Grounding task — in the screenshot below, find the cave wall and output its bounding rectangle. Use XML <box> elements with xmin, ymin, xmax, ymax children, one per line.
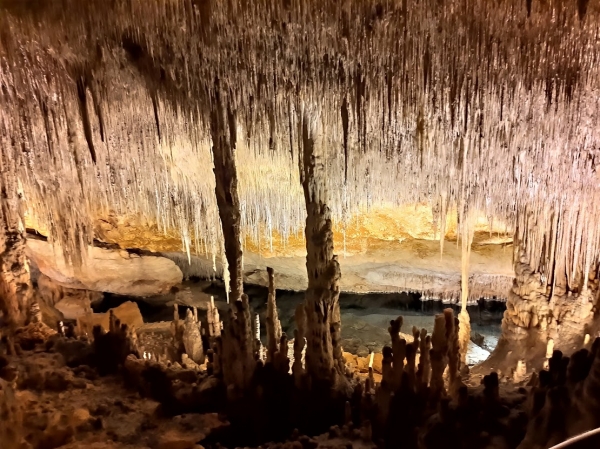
<box><xmin>0</xmin><ymin>170</ymin><xmax>32</xmax><ymax>327</ymax></box>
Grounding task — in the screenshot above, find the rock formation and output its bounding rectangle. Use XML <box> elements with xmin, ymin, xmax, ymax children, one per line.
<box><xmin>2</xmin><ymin>1</ymin><xmax>600</xmax><ymax>447</ymax></box>
<box><xmin>27</xmin><ymin>239</ymin><xmax>183</xmax><ymax>297</ymax></box>
<box><xmin>299</xmin><ymin>114</ymin><xmax>345</xmax><ymax>387</ymax></box>
<box><xmin>77</xmin><ymin>301</ymin><xmax>144</xmax><ymax>337</ymax></box>
<box><xmin>266</xmin><ymin>267</ymin><xmax>283</xmax><ymax>363</ymax></box>
<box><xmin>36</xmin><ymin>274</ymin><xmax>101</xmax><ymax>323</ymax></box>
<box><xmin>0</xmin><ymin>170</ymin><xmax>32</xmax><ymax>328</ymax></box>
<box><xmin>171</xmin><ymin>305</ymin><xmax>204</xmax><ymax>365</ymax></box>
<box><xmin>181</xmin><ymin>308</ymin><xmax>204</xmax><ymax>364</ymax></box>
<box><xmin>210</xmin><ymin>89</ymin><xmax>243</xmax><ymax>303</ymax></box>
<box><xmin>220</xmin><ymin>294</ymin><xmax>257</xmax><ymax>393</ymax></box>
<box><xmin>485</xmin><ymin>247</ymin><xmax>599</xmax><ymax>374</ymax></box>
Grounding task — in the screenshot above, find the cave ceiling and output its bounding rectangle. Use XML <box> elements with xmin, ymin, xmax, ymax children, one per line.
<box><xmin>0</xmin><ymin>0</ymin><xmax>599</xmax><ymax>290</ymax></box>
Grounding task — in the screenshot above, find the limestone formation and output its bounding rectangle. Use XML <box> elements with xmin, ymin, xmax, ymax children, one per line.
<box><xmin>518</xmin><ymin>342</ymin><xmax>600</xmax><ymax>448</ymax></box>
<box><xmin>92</xmin><ymin>310</ymin><xmax>141</xmax><ymax>375</ymax></box>
<box><xmin>300</xmin><ymin>115</ymin><xmax>345</xmax><ymax>386</ymax></box>
<box><xmin>0</xmin><ymin>170</ymin><xmax>32</xmax><ymax>328</ymax></box>
<box><xmin>220</xmin><ymin>294</ymin><xmax>257</xmax><ymax>393</ymax></box>
<box><xmin>458</xmin><ymin>212</ymin><xmax>475</xmax><ymax>366</ymax></box>
<box><xmin>2</xmin><ymin>1</ymin><xmax>600</xmax><ymax>448</ymax></box>
<box><xmin>292</xmin><ymin>303</ymin><xmax>307</xmax><ymax>386</ymax></box>
<box><xmin>0</xmin><ymin>379</ymin><xmax>24</xmax><ymax>448</ymax></box>
<box><xmin>266</xmin><ymin>267</ymin><xmax>283</xmax><ymax>363</ymax></box>
<box><xmin>181</xmin><ymin>308</ymin><xmax>204</xmax><ymax>364</ymax></box>
<box><xmin>77</xmin><ymin>301</ymin><xmax>144</xmax><ymax>337</ymax></box>
<box><xmin>388</xmin><ymin>317</ymin><xmax>406</xmax><ymax>390</ymax></box>
<box><xmin>210</xmin><ymin>89</ymin><xmax>243</xmax><ymax>303</ymax></box>
<box><xmin>205</xmin><ymin>299</ymin><xmax>220</xmax><ymax>343</ymax></box>
<box><xmin>417</xmin><ymin>329</ymin><xmax>431</xmax><ymax>390</ymax></box>
<box><xmin>27</xmin><ymin>239</ymin><xmax>183</xmax><ymax>297</ymax></box>
<box><xmin>487</xmin><ymin>248</ymin><xmax>599</xmax><ymax>373</ymax></box>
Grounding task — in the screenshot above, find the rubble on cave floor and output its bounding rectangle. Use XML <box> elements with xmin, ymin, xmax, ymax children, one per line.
<box><xmin>0</xmin><ymin>347</ymin><xmax>227</xmax><ymax>449</ymax></box>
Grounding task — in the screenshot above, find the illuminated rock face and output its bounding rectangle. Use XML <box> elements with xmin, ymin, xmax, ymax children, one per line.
<box><xmin>82</xmin><ymin>209</ymin><xmax>515</xmax><ymax>300</ymax></box>
<box><xmin>0</xmin><ymin>173</ymin><xmax>32</xmax><ymax>327</ymax></box>
<box><xmin>26</xmin><ymin>239</ymin><xmax>183</xmax><ymax>297</ymax></box>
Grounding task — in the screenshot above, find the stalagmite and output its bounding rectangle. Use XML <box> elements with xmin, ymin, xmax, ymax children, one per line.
<box><xmin>182</xmin><ymin>308</ymin><xmax>204</xmax><ymax>364</ymax></box>
<box><xmin>417</xmin><ymin>329</ymin><xmax>431</xmax><ymax>389</ymax></box>
<box><xmin>388</xmin><ymin>317</ymin><xmax>406</xmax><ymax>390</ymax></box>
<box><xmin>292</xmin><ymin>303</ymin><xmax>306</xmax><ymax>386</ymax></box>
<box><xmin>446</xmin><ymin>310</ymin><xmax>461</xmax><ymax>388</ymax></box>
<box><xmin>207</xmin><ymin>297</ymin><xmax>221</xmax><ymax>338</ymax></box>
<box><xmin>266</xmin><ymin>267</ymin><xmax>283</xmax><ymax>363</ymax></box>
<box><xmin>430</xmin><ymin>313</ymin><xmax>449</xmax><ymax>395</ymax></box>
<box><xmin>299</xmin><ymin>113</ymin><xmax>344</xmax><ymax>385</ymax></box>
<box><xmin>458</xmin><ymin>212</ymin><xmax>475</xmax><ymax>366</ymax></box>
<box><xmin>0</xmin><ymin>170</ymin><xmax>32</xmax><ymax>328</ymax></box>
<box><xmin>221</xmin><ymin>294</ymin><xmax>256</xmax><ymax>393</ymax></box>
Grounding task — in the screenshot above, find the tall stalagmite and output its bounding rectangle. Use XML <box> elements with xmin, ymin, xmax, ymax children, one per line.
<box><xmin>299</xmin><ymin>112</ymin><xmax>345</xmax><ymax>385</ymax></box>
<box><xmin>0</xmin><ymin>168</ymin><xmax>32</xmax><ymax>328</ymax></box>
<box><xmin>266</xmin><ymin>267</ymin><xmax>282</xmax><ymax>363</ymax></box>
<box><xmin>210</xmin><ymin>89</ymin><xmax>243</xmax><ymax>302</ymax></box>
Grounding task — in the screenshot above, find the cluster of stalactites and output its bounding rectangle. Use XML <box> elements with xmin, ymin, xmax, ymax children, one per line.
<box><xmin>0</xmin><ymin>0</ymin><xmax>599</xmax><ymax>277</ymax></box>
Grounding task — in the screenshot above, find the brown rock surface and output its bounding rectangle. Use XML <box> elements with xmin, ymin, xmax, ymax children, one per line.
<box><xmin>37</xmin><ymin>274</ymin><xmax>103</xmax><ymax>321</ymax></box>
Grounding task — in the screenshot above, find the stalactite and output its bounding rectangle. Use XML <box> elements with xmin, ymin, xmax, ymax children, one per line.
<box><xmin>210</xmin><ymin>89</ymin><xmax>244</xmax><ymax>302</ymax></box>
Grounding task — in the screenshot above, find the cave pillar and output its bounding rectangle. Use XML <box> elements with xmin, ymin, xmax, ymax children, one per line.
<box><xmin>210</xmin><ymin>89</ymin><xmax>244</xmax><ymax>302</ymax></box>
<box><xmin>0</xmin><ymin>173</ymin><xmax>32</xmax><ymax>328</ymax></box>
<box><xmin>210</xmin><ymin>88</ymin><xmax>258</xmax><ymax>394</ymax></box>
<box><xmin>299</xmin><ymin>113</ymin><xmax>345</xmax><ymax>386</ymax></box>
<box><xmin>458</xmin><ymin>213</ymin><xmax>474</xmax><ymax>366</ymax></box>
<box><xmin>266</xmin><ymin>267</ymin><xmax>283</xmax><ymax>363</ymax></box>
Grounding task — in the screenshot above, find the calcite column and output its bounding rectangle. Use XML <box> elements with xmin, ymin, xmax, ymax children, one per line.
<box><xmin>210</xmin><ymin>89</ymin><xmax>244</xmax><ymax>302</ymax></box>
<box><xmin>458</xmin><ymin>213</ymin><xmax>474</xmax><ymax>366</ymax></box>
<box><xmin>0</xmin><ymin>172</ymin><xmax>32</xmax><ymax>328</ymax></box>
<box><xmin>266</xmin><ymin>267</ymin><xmax>283</xmax><ymax>363</ymax></box>
<box><xmin>299</xmin><ymin>114</ymin><xmax>345</xmax><ymax>385</ymax></box>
